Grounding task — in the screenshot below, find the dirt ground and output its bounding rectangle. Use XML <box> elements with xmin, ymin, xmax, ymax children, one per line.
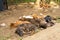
<box><xmin>0</xmin><ymin>4</ymin><xmax>60</xmax><ymax>40</ymax></box>
<box><xmin>23</xmin><ymin>23</ymin><xmax>60</xmax><ymax>40</ymax></box>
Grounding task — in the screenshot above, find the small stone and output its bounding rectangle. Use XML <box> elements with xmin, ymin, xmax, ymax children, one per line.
<box><xmin>0</xmin><ymin>23</ymin><xmax>6</xmax><ymax>27</ymax></box>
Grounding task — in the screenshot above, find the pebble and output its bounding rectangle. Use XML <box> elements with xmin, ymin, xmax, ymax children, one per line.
<box><xmin>0</xmin><ymin>23</ymin><xmax>6</xmax><ymax>27</ymax></box>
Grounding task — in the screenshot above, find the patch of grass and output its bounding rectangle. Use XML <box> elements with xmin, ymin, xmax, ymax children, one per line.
<box><xmin>18</xmin><ymin>37</ymin><xmax>23</xmax><ymax>40</ymax></box>
<box><xmin>0</xmin><ymin>36</ymin><xmax>7</xmax><ymax>40</ymax></box>
<box><xmin>56</xmin><ymin>19</ymin><xmax>60</xmax><ymax>23</ymax></box>
<box><xmin>0</xmin><ymin>33</ymin><xmax>11</xmax><ymax>40</ymax></box>
<box><xmin>0</xmin><ymin>36</ymin><xmax>10</xmax><ymax>40</ymax></box>
<box><xmin>56</xmin><ymin>16</ymin><xmax>60</xmax><ymax>23</ymax></box>
<box><xmin>7</xmin><ymin>0</ymin><xmax>36</xmax><ymax>5</ymax></box>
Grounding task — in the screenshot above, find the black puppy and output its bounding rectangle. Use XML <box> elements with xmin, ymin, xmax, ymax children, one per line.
<box><xmin>15</xmin><ymin>23</ymin><xmax>37</xmax><ymax>36</ymax></box>
<box><xmin>44</xmin><ymin>15</ymin><xmax>52</xmax><ymax>23</ymax></box>
<box><xmin>44</xmin><ymin>15</ymin><xmax>55</xmax><ymax>26</ymax></box>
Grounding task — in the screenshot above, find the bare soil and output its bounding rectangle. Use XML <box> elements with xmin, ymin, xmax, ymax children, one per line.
<box><xmin>0</xmin><ymin>4</ymin><xmax>60</xmax><ymax>40</ymax></box>
<box><xmin>23</xmin><ymin>23</ymin><xmax>60</xmax><ymax>40</ymax></box>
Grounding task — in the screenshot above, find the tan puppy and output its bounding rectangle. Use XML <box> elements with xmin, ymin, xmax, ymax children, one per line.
<box><xmin>10</xmin><ymin>21</ymin><xmax>30</xmax><ymax>29</ymax></box>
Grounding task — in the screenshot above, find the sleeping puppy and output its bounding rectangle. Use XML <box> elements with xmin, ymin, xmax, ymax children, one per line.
<box><xmin>39</xmin><ymin>20</ymin><xmax>47</xmax><ymax>29</ymax></box>
<box><xmin>15</xmin><ymin>23</ymin><xmax>37</xmax><ymax>36</ymax></box>
<box><xmin>10</xmin><ymin>21</ymin><xmax>30</xmax><ymax>29</ymax></box>
<box><xmin>44</xmin><ymin>15</ymin><xmax>55</xmax><ymax>27</ymax></box>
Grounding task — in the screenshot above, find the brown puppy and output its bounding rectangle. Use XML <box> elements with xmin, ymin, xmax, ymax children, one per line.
<box><xmin>10</xmin><ymin>21</ymin><xmax>30</xmax><ymax>29</ymax></box>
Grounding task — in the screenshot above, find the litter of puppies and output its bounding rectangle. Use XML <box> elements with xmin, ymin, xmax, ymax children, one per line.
<box><xmin>10</xmin><ymin>13</ymin><xmax>56</xmax><ymax>37</ymax></box>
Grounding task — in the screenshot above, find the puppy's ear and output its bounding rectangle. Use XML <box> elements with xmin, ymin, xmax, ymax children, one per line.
<box><xmin>10</xmin><ymin>23</ymin><xmax>15</xmax><ymax>29</ymax></box>
<box><xmin>10</xmin><ymin>23</ymin><xmax>14</xmax><ymax>26</ymax></box>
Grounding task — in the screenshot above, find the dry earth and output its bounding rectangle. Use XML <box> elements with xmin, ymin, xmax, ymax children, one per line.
<box><xmin>23</xmin><ymin>23</ymin><xmax>60</xmax><ymax>40</ymax></box>
<box><xmin>0</xmin><ymin>4</ymin><xmax>60</xmax><ymax>40</ymax></box>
